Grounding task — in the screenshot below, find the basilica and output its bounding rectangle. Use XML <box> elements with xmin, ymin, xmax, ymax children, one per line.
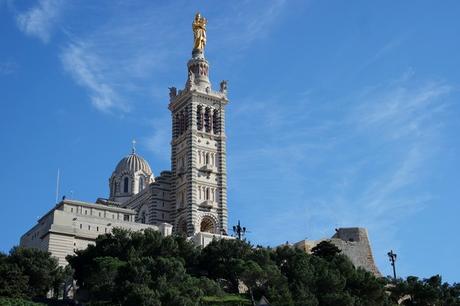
<box><xmin>20</xmin><ymin>13</ymin><xmax>380</xmax><ymax>276</ymax></box>
<box><xmin>20</xmin><ymin>12</ymin><xmax>231</xmax><ymax>265</ymax></box>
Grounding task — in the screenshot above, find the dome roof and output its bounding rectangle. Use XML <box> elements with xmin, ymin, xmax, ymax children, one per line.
<box><xmin>114</xmin><ymin>152</ymin><xmax>153</xmax><ymax>176</ymax></box>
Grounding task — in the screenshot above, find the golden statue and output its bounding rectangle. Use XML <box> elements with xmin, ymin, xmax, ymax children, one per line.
<box><xmin>192</xmin><ymin>12</ymin><xmax>207</xmax><ymax>51</ymax></box>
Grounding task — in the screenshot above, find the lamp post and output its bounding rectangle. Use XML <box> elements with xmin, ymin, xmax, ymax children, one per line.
<box><xmin>387</xmin><ymin>250</ymin><xmax>397</xmax><ymax>281</ymax></box>
<box><xmin>232</xmin><ymin>220</ymin><xmax>247</xmax><ymax>240</ymax></box>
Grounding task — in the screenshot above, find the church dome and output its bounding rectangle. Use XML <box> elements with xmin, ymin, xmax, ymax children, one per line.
<box><xmin>109</xmin><ymin>144</ymin><xmax>155</xmax><ymax>204</ymax></box>
<box><xmin>114</xmin><ymin>152</ymin><xmax>153</xmax><ymax>176</ymax></box>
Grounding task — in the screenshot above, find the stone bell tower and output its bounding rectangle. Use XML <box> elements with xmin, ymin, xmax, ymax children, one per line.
<box><xmin>168</xmin><ymin>13</ymin><xmax>229</xmax><ymax>236</ymax></box>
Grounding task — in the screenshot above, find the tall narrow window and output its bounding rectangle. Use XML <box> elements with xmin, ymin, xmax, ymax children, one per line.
<box><xmin>123</xmin><ymin>177</ymin><xmax>129</xmax><ymax>193</ymax></box>
<box><xmin>197</xmin><ymin>105</ymin><xmax>203</xmax><ymax>130</ymax></box>
<box><xmin>141</xmin><ymin>211</ymin><xmax>146</xmax><ymax>224</ymax></box>
<box><xmin>205</xmin><ymin>153</ymin><xmax>209</xmax><ymax>165</ymax></box>
<box><xmin>213</xmin><ymin>109</ymin><xmax>219</xmax><ymax>134</ymax></box>
<box><xmin>184</xmin><ymin>107</ymin><xmax>189</xmax><ymax>131</ymax></box>
<box><xmin>179</xmin><ymin>112</ymin><xmax>186</xmax><ymax>135</ymax></box>
<box><xmin>139</xmin><ymin>176</ymin><xmax>144</xmax><ymax>192</ymax></box>
<box><xmin>175</xmin><ymin>114</ymin><xmax>180</xmax><ymax>138</ymax></box>
<box><xmin>204</xmin><ymin>108</ymin><xmax>211</xmax><ymax>132</ymax></box>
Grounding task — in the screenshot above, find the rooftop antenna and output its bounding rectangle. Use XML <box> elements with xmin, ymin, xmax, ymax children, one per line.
<box><xmin>132</xmin><ymin>139</ymin><xmax>137</xmax><ymax>154</ymax></box>
<box><xmin>55</xmin><ymin>168</ymin><xmax>60</xmax><ymax>204</ymax></box>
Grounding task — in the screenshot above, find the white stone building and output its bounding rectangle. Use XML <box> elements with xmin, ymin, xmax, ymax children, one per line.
<box><xmin>20</xmin><ymin>199</ymin><xmax>171</xmax><ymax>266</ymax></box>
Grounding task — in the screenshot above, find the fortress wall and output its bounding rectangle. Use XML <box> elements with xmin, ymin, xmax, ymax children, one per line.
<box><xmin>292</xmin><ymin>227</ymin><xmax>381</xmax><ymax>277</ymax></box>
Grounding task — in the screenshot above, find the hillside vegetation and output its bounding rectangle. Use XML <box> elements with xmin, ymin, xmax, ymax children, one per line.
<box><xmin>1</xmin><ymin>229</ymin><xmax>459</xmax><ymax>305</ymax></box>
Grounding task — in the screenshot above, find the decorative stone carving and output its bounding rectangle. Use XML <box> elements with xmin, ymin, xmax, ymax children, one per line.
<box><xmin>219</xmin><ymin>80</ymin><xmax>228</xmax><ymax>94</ymax></box>
<box><xmin>168</xmin><ymin>87</ymin><xmax>177</xmax><ymax>98</ymax></box>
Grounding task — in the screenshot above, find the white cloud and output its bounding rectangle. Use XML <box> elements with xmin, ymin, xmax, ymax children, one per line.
<box><xmin>210</xmin><ymin>0</ymin><xmax>288</xmax><ymax>52</ymax></box>
<box><xmin>13</xmin><ymin>1</ymin><xmax>290</xmax><ymax>113</ymax></box>
<box><xmin>60</xmin><ymin>42</ymin><xmax>127</xmax><ymax>113</ymax></box>
<box><xmin>16</xmin><ymin>0</ymin><xmax>63</xmax><ymax>43</ymax></box>
<box><xmin>0</xmin><ymin>60</ymin><xmax>17</xmax><ymax>75</ymax></box>
<box><xmin>143</xmin><ymin>117</ymin><xmax>171</xmax><ymax>162</ymax></box>
<box><xmin>229</xmin><ymin>73</ymin><xmax>452</xmax><ymax>261</ymax></box>
<box><xmin>58</xmin><ymin>4</ymin><xmax>182</xmax><ymax>113</ymax></box>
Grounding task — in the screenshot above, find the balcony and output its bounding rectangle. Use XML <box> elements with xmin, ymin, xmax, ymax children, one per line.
<box><xmin>200</xmin><ymin>164</ymin><xmax>214</xmax><ymax>173</ymax></box>
<box><xmin>200</xmin><ymin>200</ymin><xmax>214</xmax><ymax>209</ymax></box>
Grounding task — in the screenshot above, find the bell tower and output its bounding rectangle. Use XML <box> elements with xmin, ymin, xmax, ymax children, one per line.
<box><xmin>168</xmin><ymin>13</ymin><xmax>229</xmax><ymax>236</ymax></box>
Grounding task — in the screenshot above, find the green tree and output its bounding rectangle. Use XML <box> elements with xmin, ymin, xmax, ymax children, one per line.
<box><xmin>8</xmin><ymin>247</ymin><xmax>61</xmax><ymax>298</ymax></box>
<box><xmin>311</xmin><ymin>241</ymin><xmax>341</xmax><ymax>260</ymax></box>
<box><xmin>0</xmin><ymin>257</ymin><xmax>29</xmax><ymax>298</ymax></box>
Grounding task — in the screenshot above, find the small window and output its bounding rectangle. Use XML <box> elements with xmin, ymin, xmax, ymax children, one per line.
<box><xmin>97</xmin><ymin>227</ymin><xmax>99</xmax><ymax>232</ymax></box>
<box><xmin>85</xmin><ymin>210</ymin><xmax>88</xmax><ymax>215</ymax></box>
<box><xmin>105</xmin><ymin>228</ymin><xmax>107</xmax><ymax>233</ymax></box>
<box><xmin>139</xmin><ymin>176</ymin><xmax>144</xmax><ymax>192</ymax></box>
<box><xmin>80</xmin><ymin>224</ymin><xmax>82</xmax><ymax>229</ymax></box>
<box><xmin>88</xmin><ymin>225</ymin><xmax>90</xmax><ymax>230</ymax></box>
<box><xmin>124</xmin><ymin>214</ymin><xmax>130</xmax><ymax>221</ymax></box>
<box><xmin>99</xmin><ymin>212</ymin><xmax>101</xmax><ymax>217</ymax></box>
<box><xmin>124</xmin><ymin>177</ymin><xmax>129</xmax><ymax>193</ymax></box>
<box><xmin>70</xmin><ymin>207</ymin><xmax>73</xmax><ymax>213</ymax></box>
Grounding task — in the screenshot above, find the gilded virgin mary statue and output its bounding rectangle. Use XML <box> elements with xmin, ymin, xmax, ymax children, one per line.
<box><xmin>192</xmin><ymin>13</ymin><xmax>207</xmax><ymax>51</ymax></box>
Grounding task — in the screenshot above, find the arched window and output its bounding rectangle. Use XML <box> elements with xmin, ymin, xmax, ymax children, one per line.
<box><xmin>139</xmin><ymin>176</ymin><xmax>144</xmax><ymax>192</ymax></box>
<box><xmin>174</xmin><ymin>114</ymin><xmax>180</xmax><ymax>138</ymax></box>
<box><xmin>123</xmin><ymin>177</ymin><xmax>129</xmax><ymax>193</ymax></box>
<box><xmin>213</xmin><ymin>109</ymin><xmax>219</xmax><ymax>134</ymax></box>
<box><xmin>200</xmin><ymin>217</ymin><xmax>215</xmax><ymax>233</ymax></box>
<box><xmin>204</xmin><ymin>108</ymin><xmax>211</xmax><ymax>132</ymax></box>
<box><xmin>179</xmin><ymin>113</ymin><xmax>184</xmax><ymax>135</ymax></box>
<box><xmin>197</xmin><ymin>105</ymin><xmax>203</xmax><ymax>130</ymax></box>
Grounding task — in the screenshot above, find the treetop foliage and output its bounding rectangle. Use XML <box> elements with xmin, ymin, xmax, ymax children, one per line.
<box><xmin>1</xmin><ymin>229</ymin><xmax>458</xmax><ymax>306</ymax></box>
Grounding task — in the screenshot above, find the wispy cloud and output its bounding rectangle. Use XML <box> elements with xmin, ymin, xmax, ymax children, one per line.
<box><xmin>0</xmin><ymin>60</ymin><xmax>18</xmax><ymax>75</ymax></box>
<box><xmin>16</xmin><ymin>0</ymin><xmax>64</xmax><ymax>43</ymax></box>
<box><xmin>230</xmin><ymin>73</ymin><xmax>452</xmax><ymax>261</ymax></box>
<box><xmin>58</xmin><ymin>3</ymin><xmax>183</xmax><ymax>113</ymax></box>
<box><xmin>12</xmin><ymin>0</ymin><xmax>289</xmax><ymax>113</ymax></box>
<box><xmin>211</xmin><ymin>0</ymin><xmax>288</xmax><ymax>51</ymax></box>
<box><xmin>143</xmin><ymin>117</ymin><xmax>171</xmax><ymax>162</ymax></box>
<box><xmin>60</xmin><ymin>42</ymin><xmax>127</xmax><ymax>113</ymax></box>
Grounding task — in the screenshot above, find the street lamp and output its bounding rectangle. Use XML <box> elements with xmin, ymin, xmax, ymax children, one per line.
<box><xmin>387</xmin><ymin>250</ymin><xmax>397</xmax><ymax>281</ymax></box>
<box><xmin>232</xmin><ymin>220</ymin><xmax>247</xmax><ymax>240</ymax></box>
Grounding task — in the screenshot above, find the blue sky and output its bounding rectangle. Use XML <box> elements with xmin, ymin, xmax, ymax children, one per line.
<box><xmin>1</xmin><ymin>0</ymin><xmax>459</xmax><ymax>282</ymax></box>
